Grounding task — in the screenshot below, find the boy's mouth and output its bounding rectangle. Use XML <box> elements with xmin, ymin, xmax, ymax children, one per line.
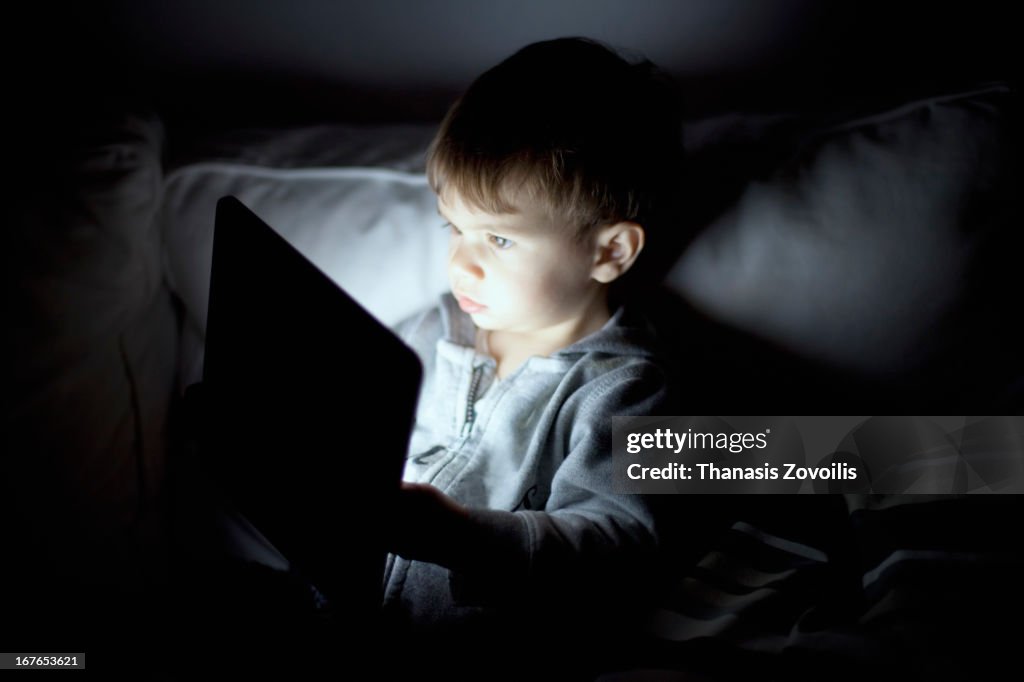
<box><xmin>455</xmin><ymin>293</ymin><xmax>486</xmax><ymax>314</ymax></box>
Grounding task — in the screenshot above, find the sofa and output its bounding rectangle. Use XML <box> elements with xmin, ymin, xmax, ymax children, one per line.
<box><xmin>4</xmin><ymin>78</ymin><xmax>1021</xmax><ymax>678</ymax></box>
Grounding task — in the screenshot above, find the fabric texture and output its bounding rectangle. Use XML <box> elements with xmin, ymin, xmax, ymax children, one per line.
<box><xmin>620</xmin><ymin>492</ymin><xmax>1024</xmax><ymax>680</ymax></box>
<box><xmin>381</xmin><ymin>294</ymin><xmax>673</xmax><ymax>632</ymax></box>
<box><xmin>3</xmin><ymin>110</ymin><xmax>177</xmax><ymax>596</ymax></box>
<box><xmin>840</xmin><ymin>494</ymin><xmax>1024</xmax><ymax>678</ymax></box>
<box><xmin>669</xmin><ymin>83</ymin><xmax>1018</xmax><ymax>377</ymax></box>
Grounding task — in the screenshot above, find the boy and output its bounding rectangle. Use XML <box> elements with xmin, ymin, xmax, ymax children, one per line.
<box><xmin>383</xmin><ymin>37</ymin><xmax>684</xmax><ymax>641</ymax></box>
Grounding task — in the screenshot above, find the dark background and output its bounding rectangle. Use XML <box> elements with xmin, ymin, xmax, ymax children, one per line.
<box><xmin>10</xmin><ymin>0</ymin><xmax>1017</xmax><ymax>127</ymax></box>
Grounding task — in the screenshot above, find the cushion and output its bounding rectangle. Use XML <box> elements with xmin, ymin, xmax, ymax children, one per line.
<box><xmin>160</xmin><ymin>124</ymin><xmax>450</xmax><ymax>391</ymax></box>
<box><xmin>3</xmin><ymin>110</ymin><xmax>177</xmax><ymax>591</ymax></box>
<box><xmin>667</xmin><ymin>83</ymin><xmax>1018</xmax><ymax>377</ymax></box>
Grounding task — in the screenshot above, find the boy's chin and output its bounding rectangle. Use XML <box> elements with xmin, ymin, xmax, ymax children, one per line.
<box><xmin>468</xmin><ymin>313</ymin><xmax>497</xmax><ymax>329</ymax></box>
<box><xmin>467</xmin><ymin>311</ymin><xmax>510</xmax><ymax>333</ymax></box>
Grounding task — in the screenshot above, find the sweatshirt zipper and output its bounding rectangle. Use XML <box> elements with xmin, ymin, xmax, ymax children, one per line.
<box><xmin>460</xmin><ymin>364</ymin><xmax>485</xmax><ymax>439</ymax></box>
<box><xmin>384</xmin><ymin>363</ymin><xmax>486</xmax><ymax>601</ymax></box>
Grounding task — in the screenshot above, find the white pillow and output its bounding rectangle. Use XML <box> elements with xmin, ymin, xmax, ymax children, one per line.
<box><xmin>161</xmin><ymin>130</ymin><xmax>450</xmax><ymax>391</ymax></box>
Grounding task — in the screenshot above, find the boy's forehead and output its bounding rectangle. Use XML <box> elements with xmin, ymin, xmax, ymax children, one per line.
<box><xmin>437</xmin><ymin>192</ymin><xmax>553</xmax><ymax>233</ymax></box>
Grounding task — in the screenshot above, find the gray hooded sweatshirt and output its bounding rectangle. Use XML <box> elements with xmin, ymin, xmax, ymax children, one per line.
<box><xmin>382</xmin><ymin>293</ymin><xmax>669</xmax><ymax>628</ymax></box>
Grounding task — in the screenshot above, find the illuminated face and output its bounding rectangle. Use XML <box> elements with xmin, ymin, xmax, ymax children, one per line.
<box><xmin>438</xmin><ymin>191</ymin><xmax>608</xmax><ymax>344</ymax></box>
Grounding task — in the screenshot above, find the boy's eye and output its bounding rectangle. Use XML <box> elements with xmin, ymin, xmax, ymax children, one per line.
<box><xmin>489</xmin><ymin>234</ymin><xmax>514</xmax><ymax>250</ymax></box>
<box><xmin>443</xmin><ymin>221</ymin><xmax>461</xmax><ymax>235</ymax></box>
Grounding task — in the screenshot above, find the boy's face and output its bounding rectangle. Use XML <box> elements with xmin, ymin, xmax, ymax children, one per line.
<box><xmin>438</xmin><ymin>190</ymin><xmax>606</xmax><ymax>339</ymax></box>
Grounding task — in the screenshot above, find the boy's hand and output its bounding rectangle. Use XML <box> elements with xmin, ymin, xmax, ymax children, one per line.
<box><xmin>388</xmin><ymin>482</ymin><xmax>474</xmax><ymax>569</ymax></box>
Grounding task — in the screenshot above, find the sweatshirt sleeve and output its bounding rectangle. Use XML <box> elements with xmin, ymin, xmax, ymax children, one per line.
<box><xmin>448</xmin><ymin>359</ymin><xmax>670</xmax><ymax>608</ymax></box>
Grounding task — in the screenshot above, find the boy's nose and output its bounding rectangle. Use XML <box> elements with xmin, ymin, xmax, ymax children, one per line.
<box><xmin>449</xmin><ymin>242</ymin><xmax>484</xmax><ymax>280</ymax></box>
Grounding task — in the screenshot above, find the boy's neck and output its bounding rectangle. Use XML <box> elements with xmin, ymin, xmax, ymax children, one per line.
<box><xmin>485</xmin><ymin>290</ymin><xmax>611</xmax><ymax>379</ymax></box>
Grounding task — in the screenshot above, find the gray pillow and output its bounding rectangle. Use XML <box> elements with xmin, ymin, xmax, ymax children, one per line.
<box><xmin>667</xmin><ymin>83</ymin><xmax>1017</xmax><ymax>376</ymax></box>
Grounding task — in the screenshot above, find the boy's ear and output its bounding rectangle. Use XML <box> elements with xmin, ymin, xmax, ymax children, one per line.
<box><xmin>591</xmin><ymin>222</ymin><xmax>645</xmax><ymax>283</ymax></box>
